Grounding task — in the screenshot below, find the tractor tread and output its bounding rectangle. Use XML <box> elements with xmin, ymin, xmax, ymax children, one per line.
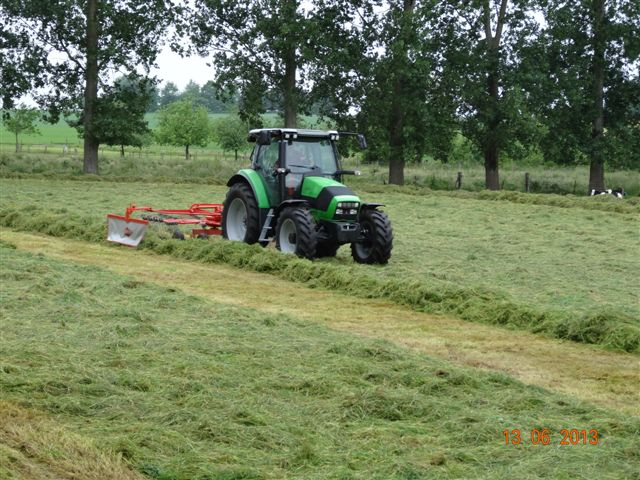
<box><xmin>222</xmin><ymin>182</ymin><xmax>260</xmax><ymax>244</ymax></box>
<box><xmin>351</xmin><ymin>209</ymin><xmax>393</xmax><ymax>264</ymax></box>
<box><xmin>276</xmin><ymin>207</ymin><xmax>317</xmax><ymax>260</ymax></box>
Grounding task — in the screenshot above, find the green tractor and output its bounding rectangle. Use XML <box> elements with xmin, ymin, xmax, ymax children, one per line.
<box><xmin>222</xmin><ymin>128</ymin><xmax>393</xmax><ymax>264</ymax></box>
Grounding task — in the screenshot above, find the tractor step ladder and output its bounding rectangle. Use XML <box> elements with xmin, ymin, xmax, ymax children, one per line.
<box><xmin>259</xmin><ymin>208</ymin><xmax>275</xmax><ymax>242</ymax></box>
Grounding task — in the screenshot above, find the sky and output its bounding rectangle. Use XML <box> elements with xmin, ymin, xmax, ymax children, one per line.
<box><xmin>150</xmin><ymin>46</ymin><xmax>214</xmax><ymax>90</ymax></box>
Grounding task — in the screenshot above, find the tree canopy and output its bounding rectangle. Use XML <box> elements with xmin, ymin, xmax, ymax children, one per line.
<box><xmin>189</xmin><ymin>0</ymin><xmax>369</xmax><ymax>127</ymax></box>
<box><xmin>0</xmin><ymin>0</ymin><xmax>180</xmax><ymax>173</ymax></box>
<box><xmin>155</xmin><ymin>100</ymin><xmax>212</xmax><ymax>159</ymax></box>
<box><xmin>2</xmin><ymin>0</ymin><xmax>638</xmax><ymax>191</ymax></box>
<box><xmin>72</xmin><ymin>75</ymin><xmax>154</xmax><ymax>156</ymax></box>
<box><xmin>2</xmin><ymin>106</ymin><xmax>40</xmax><ymax>152</ymax></box>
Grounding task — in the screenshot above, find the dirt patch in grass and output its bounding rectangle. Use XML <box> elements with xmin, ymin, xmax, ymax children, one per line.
<box><xmin>0</xmin><ymin>401</ymin><xmax>144</xmax><ymax>480</ymax></box>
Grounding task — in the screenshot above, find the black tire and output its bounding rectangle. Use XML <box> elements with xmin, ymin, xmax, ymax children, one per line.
<box><xmin>222</xmin><ymin>182</ymin><xmax>261</xmax><ymax>244</ymax></box>
<box><xmin>351</xmin><ymin>209</ymin><xmax>393</xmax><ymax>264</ymax></box>
<box><xmin>316</xmin><ymin>241</ymin><xmax>340</xmax><ymax>258</ymax></box>
<box><xmin>275</xmin><ymin>207</ymin><xmax>317</xmax><ymax>260</ymax></box>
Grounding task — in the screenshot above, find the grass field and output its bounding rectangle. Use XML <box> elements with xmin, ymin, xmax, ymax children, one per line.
<box><xmin>2</xmin><ymin>240</ymin><xmax>639</xmax><ymax>479</ymax></box>
<box><xmin>1</xmin><ymin>178</ymin><xmax>638</xmax><ymax>351</ymax></box>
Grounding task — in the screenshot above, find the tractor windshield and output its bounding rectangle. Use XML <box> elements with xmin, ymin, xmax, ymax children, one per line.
<box><xmin>285</xmin><ymin>138</ymin><xmax>338</xmax><ymax>175</ymax></box>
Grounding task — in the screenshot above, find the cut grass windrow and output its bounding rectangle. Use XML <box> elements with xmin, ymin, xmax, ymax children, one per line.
<box><xmin>355</xmin><ymin>184</ymin><xmax>640</xmax><ymax>215</ymax></box>
<box><xmin>4</xmin><ymin>230</ymin><xmax>637</xmax><ymax>415</ymax></box>
<box><xmin>1</xmin><ymin>206</ymin><xmax>638</xmax><ymax>353</ymax></box>
<box><xmin>1</xmin><ymin>242</ymin><xmax>639</xmax><ymax>479</ymax></box>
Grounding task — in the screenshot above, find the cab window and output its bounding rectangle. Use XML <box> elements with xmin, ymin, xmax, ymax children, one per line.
<box><xmin>256</xmin><ymin>142</ymin><xmax>280</xmax><ymax>172</ymax></box>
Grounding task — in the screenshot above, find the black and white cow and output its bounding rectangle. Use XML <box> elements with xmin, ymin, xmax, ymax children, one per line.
<box><xmin>589</xmin><ymin>188</ymin><xmax>626</xmax><ymax>199</ymax></box>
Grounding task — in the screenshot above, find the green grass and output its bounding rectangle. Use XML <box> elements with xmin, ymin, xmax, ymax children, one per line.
<box><xmin>1</xmin><ymin>178</ymin><xmax>638</xmax><ymax>352</ymax></box>
<box><xmin>1</xmin><ymin>241</ymin><xmax>638</xmax><ymax>479</ymax></box>
<box><xmin>2</xmin><ymin>117</ymin><xmax>639</xmax><ymax>196</ymax></box>
<box><xmin>349</xmin><ymin>160</ymin><xmax>640</xmax><ymax>197</ymax></box>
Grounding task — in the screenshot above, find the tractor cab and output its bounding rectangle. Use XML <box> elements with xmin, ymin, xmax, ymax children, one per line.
<box><xmin>222</xmin><ymin>128</ymin><xmax>392</xmax><ymax>263</ymax></box>
<box><xmin>249</xmin><ymin>129</ymin><xmax>345</xmax><ymax>202</ymax></box>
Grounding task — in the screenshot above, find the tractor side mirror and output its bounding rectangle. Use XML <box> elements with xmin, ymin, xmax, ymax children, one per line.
<box><xmin>257</xmin><ymin>130</ymin><xmax>272</xmax><ymax>146</ymax></box>
<box><xmin>357</xmin><ymin>134</ymin><xmax>367</xmax><ymax>149</ymax></box>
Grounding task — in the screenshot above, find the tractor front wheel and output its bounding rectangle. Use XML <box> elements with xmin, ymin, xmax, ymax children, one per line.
<box><xmin>276</xmin><ymin>207</ymin><xmax>317</xmax><ymax>260</ymax></box>
<box><xmin>222</xmin><ymin>182</ymin><xmax>260</xmax><ymax>244</ymax></box>
<box><xmin>351</xmin><ymin>209</ymin><xmax>393</xmax><ymax>264</ymax></box>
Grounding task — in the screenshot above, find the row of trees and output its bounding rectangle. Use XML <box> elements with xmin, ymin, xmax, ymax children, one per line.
<box><xmin>151</xmin><ymin>80</ymin><xmax>235</xmax><ymax>113</ymax></box>
<box><xmin>1</xmin><ymin>0</ymin><xmax>638</xmax><ymax>190</ymax></box>
<box><xmin>4</xmin><ymin>97</ymin><xmax>247</xmax><ymax>161</ymax></box>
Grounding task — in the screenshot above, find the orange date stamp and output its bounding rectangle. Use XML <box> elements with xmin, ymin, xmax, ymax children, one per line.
<box><xmin>503</xmin><ymin>429</ymin><xmax>599</xmax><ymax>446</ymax></box>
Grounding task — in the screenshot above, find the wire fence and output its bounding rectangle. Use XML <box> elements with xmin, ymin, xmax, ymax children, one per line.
<box><xmin>0</xmin><ymin>142</ymin><xmax>252</xmax><ymax>164</ymax></box>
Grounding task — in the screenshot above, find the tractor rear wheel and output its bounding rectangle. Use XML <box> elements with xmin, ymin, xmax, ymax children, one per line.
<box><xmin>351</xmin><ymin>209</ymin><xmax>393</xmax><ymax>264</ymax></box>
<box><xmin>222</xmin><ymin>182</ymin><xmax>260</xmax><ymax>244</ymax></box>
<box><xmin>276</xmin><ymin>207</ymin><xmax>317</xmax><ymax>260</ymax></box>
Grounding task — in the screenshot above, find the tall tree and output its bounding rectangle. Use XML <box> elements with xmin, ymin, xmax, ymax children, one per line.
<box><xmin>159</xmin><ymin>82</ymin><xmax>181</xmax><ymax>108</ymax></box>
<box><xmin>434</xmin><ymin>0</ymin><xmax>540</xmax><ymax>190</ymax></box>
<box><xmin>199</xmin><ymin>80</ymin><xmax>235</xmax><ymax>113</ymax></box>
<box><xmin>190</xmin><ymin>0</ymin><xmax>367</xmax><ymax>127</ymax></box>
<box><xmin>181</xmin><ymin>80</ymin><xmax>202</xmax><ymax>105</ymax></box>
<box><xmin>387</xmin><ymin>0</ymin><xmax>417</xmax><ymax>185</ymax></box>
<box><xmin>316</xmin><ymin>1</ymin><xmax>456</xmax><ymax>185</ymax></box>
<box><xmin>73</xmin><ymin>75</ymin><xmax>154</xmax><ymax>157</ymax></box>
<box><xmin>530</xmin><ymin>0</ymin><xmax>640</xmax><ymax>190</ymax></box>
<box><xmin>0</xmin><ymin>0</ymin><xmax>179</xmax><ymax>173</ymax></box>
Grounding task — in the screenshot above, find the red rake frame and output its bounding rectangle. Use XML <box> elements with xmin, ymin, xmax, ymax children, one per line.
<box><xmin>107</xmin><ymin>203</ymin><xmax>224</xmax><ymax>246</ymax></box>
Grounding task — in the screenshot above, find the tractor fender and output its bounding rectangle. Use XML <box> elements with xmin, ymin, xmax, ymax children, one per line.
<box><xmin>360</xmin><ymin>202</ymin><xmax>385</xmax><ymax>210</ymax></box>
<box><xmin>227</xmin><ymin>170</ymin><xmax>269</xmax><ymax>209</ymax></box>
<box><xmin>275</xmin><ymin>199</ymin><xmax>310</xmax><ymax>215</ymax></box>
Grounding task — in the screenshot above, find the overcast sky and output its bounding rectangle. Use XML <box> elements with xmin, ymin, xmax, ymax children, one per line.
<box><xmin>150</xmin><ymin>45</ymin><xmax>214</xmax><ymax>90</ymax></box>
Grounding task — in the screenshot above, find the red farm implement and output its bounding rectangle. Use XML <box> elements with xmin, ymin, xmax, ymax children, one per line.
<box><xmin>107</xmin><ymin>203</ymin><xmax>223</xmax><ymax>247</ymax></box>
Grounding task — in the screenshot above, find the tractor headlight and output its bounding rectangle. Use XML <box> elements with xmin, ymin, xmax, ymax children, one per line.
<box><xmin>336</xmin><ymin>208</ymin><xmax>344</xmax><ymax>215</ymax></box>
<box><xmin>337</xmin><ymin>202</ymin><xmax>359</xmax><ymax>209</ymax></box>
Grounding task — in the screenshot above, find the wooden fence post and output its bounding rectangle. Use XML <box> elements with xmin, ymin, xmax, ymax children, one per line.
<box><xmin>455</xmin><ymin>171</ymin><xmax>463</xmax><ymax>190</ymax></box>
<box><xmin>525</xmin><ymin>172</ymin><xmax>530</xmax><ymax>193</ymax></box>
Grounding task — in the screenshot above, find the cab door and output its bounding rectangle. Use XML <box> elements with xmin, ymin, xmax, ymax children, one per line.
<box><xmin>254</xmin><ymin>141</ymin><xmax>281</xmax><ymax>206</ymax></box>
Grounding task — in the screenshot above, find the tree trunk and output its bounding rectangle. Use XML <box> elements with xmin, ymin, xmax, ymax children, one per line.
<box><xmin>120</xmin><ymin>144</ymin><xmax>125</xmax><ymax>158</ymax></box>
<box><xmin>15</xmin><ymin>132</ymin><xmax>18</xmax><ymax>153</ymax></box>
<box><xmin>282</xmin><ymin>0</ymin><xmax>298</xmax><ymax>128</ymax></box>
<box><xmin>387</xmin><ymin>0</ymin><xmax>416</xmax><ymax>186</ymax></box>
<box><xmin>484</xmin><ymin>63</ymin><xmax>501</xmax><ymax>191</ymax></box>
<box><xmin>234</xmin><ymin>149</ymin><xmax>238</xmax><ymax>162</ymax></box>
<box><xmin>185</xmin><ymin>144</ymin><xmax>190</xmax><ymax>160</ymax></box>
<box><xmin>389</xmin><ymin>88</ymin><xmax>406</xmax><ymax>185</ymax></box>
<box><xmin>83</xmin><ymin>0</ymin><xmax>99</xmax><ymax>174</ymax></box>
<box><xmin>480</xmin><ymin>0</ymin><xmax>508</xmax><ymax>191</ymax></box>
<box><xmin>283</xmin><ymin>46</ymin><xmax>297</xmax><ymax>128</ymax></box>
<box><xmin>484</xmin><ymin>144</ymin><xmax>500</xmax><ymax>190</ymax></box>
<box><xmin>589</xmin><ymin>0</ymin><xmax>606</xmax><ymax>192</ymax></box>
<box><xmin>589</xmin><ymin>161</ymin><xmax>605</xmax><ymax>192</ymax></box>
